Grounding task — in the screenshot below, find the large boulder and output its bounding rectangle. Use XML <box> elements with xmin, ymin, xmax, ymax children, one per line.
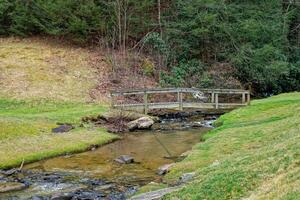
<box><xmin>127</xmin><ymin>117</ymin><xmax>154</xmax><ymax>131</ymax></box>
<box><xmin>98</xmin><ymin>110</ymin><xmax>150</xmax><ymax>123</ymax></box>
<box><xmin>99</xmin><ymin>110</ymin><xmax>159</xmax><ymax>122</ymax></box>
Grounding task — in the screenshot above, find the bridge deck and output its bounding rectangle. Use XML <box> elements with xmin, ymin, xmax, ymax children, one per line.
<box><xmin>111</xmin><ymin>88</ymin><xmax>250</xmax><ymax>114</ymax></box>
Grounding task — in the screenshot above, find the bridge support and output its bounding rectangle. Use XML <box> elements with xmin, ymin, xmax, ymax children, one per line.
<box><xmin>215</xmin><ymin>93</ymin><xmax>219</xmax><ymax>109</ymax></box>
<box><xmin>242</xmin><ymin>93</ymin><xmax>246</xmax><ymax>104</ymax></box>
<box><xmin>144</xmin><ymin>92</ymin><xmax>148</xmax><ymax>114</ymax></box>
<box><xmin>178</xmin><ymin>91</ymin><xmax>183</xmax><ymax>111</ymax></box>
<box><xmin>247</xmin><ymin>93</ymin><xmax>251</xmax><ymax>105</ymax></box>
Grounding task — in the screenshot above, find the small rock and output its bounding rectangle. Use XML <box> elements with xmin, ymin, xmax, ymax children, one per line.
<box><xmin>52</xmin><ymin>125</ymin><xmax>74</xmax><ymax>133</ymax></box>
<box><xmin>51</xmin><ymin>193</ymin><xmax>73</xmax><ymax>200</ymax></box>
<box><xmin>191</xmin><ymin>122</ymin><xmax>203</xmax><ymax>128</ymax></box>
<box><xmin>107</xmin><ymin>126</ymin><xmax>128</xmax><ymax>133</ymax></box>
<box><xmin>94</xmin><ymin>184</ymin><xmax>114</xmax><ymax>191</ymax></box>
<box><xmin>210</xmin><ymin>160</ymin><xmax>220</xmax><ymax>167</ymax></box>
<box><xmin>32</xmin><ymin>196</ymin><xmax>45</xmax><ymax>200</ymax></box>
<box><xmin>127</xmin><ymin>117</ymin><xmax>154</xmax><ymax>131</ymax></box>
<box><xmin>114</xmin><ymin>155</ymin><xmax>134</xmax><ymax>164</ymax></box>
<box><xmin>180</xmin><ymin>150</ymin><xmax>192</xmax><ymax>157</ymax></box>
<box><xmin>72</xmin><ymin>191</ymin><xmax>105</xmax><ymax>199</ymax></box>
<box><xmin>130</xmin><ymin>186</ymin><xmax>181</xmax><ymax>200</ymax></box>
<box><xmin>157</xmin><ymin>163</ymin><xmax>174</xmax><ymax>175</ymax></box>
<box><xmin>41</xmin><ymin>174</ymin><xmax>63</xmax><ymax>182</ymax></box>
<box><xmin>0</xmin><ymin>169</ymin><xmax>18</xmax><ymax>176</ymax></box>
<box><xmin>83</xmin><ymin>179</ymin><xmax>106</xmax><ymax>186</ymax></box>
<box><xmin>204</xmin><ymin>115</ymin><xmax>217</xmax><ymax>120</ymax></box>
<box><xmin>179</xmin><ymin>172</ymin><xmax>195</xmax><ymax>183</ymax></box>
<box><xmin>0</xmin><ymin>182</ymin><xmax>27</xmax><ymax>193</ymax></box>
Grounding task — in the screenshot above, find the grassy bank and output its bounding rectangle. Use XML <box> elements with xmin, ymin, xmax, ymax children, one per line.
<box><xmin>164</xmin><ymin>93</ymin><xmax>300</xmax><ymax>200</ymax></box>
<box><xmin>0</xmin><ymin>37</ymin><xmax>120</xmax><ymax>169</ymax></box>
<box><xmin>0</xmin><ymin>98</ymin><xmax>118</xmax><ymax>169</ymax></box>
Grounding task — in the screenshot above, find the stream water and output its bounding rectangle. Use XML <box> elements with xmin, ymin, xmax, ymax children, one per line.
<box><xmin>0</xmin><ymin>116</ymin><xmax>213</xmax><ymax>200</ymax></box>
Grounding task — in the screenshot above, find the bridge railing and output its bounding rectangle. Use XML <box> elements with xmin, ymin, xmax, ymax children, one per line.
<box><xmin>111</xmin><ymin>88</ymin><xmax>250</xmax><ymax>114</ymax></box>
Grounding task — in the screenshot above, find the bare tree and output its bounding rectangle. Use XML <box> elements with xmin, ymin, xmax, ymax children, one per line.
<box><xmin>158</xmin><ymin>0</ymin><xmax>162</xmax><ymax>38</ymax></box>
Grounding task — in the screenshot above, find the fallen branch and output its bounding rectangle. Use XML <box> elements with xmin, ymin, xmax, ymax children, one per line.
<box><xmin>19</xmin><ymin>158</ymin><xmax>25</xmax><ymax>171</ymax></box>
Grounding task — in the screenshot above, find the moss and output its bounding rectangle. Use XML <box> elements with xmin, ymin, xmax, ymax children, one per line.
<box><xmin>141</xmin><ymin>58</ymin><xmax>155</xmax><ymax>76</ymax></box>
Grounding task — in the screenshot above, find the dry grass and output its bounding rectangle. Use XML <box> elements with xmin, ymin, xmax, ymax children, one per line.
<box><xmin>0</xmin><ymin>37</ymin><xmax>102</xmax><ymax>102</ymax></box>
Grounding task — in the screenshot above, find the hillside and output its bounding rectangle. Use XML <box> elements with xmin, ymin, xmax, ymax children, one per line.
<box><xmin>0</xmin><ymin>37</ymin><xmax>157</xmax><ymax>102</ymax></box>
<box><xmin>161</xmin><ymin>93</ymin><xmax>300</xmax><ymax>199</ymax></box>
<box><xmin>0</xmin><ymin>37</ymin><xmax>100</xmax><ymax>102</ymax></box>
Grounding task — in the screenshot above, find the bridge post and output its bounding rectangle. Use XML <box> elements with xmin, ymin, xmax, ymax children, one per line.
<box><xmin>110</xmin><ymin>92</ymin><xmax>116</xmax><ymax>108</ymax></box>
<box><xmin>211</xmin><ymin>92</ymin><xmax>215</xmax><ymax>103</ymax></box>
<box><xmin>247</xmin><ymin>92</ymin><xmax>251</xmax><ymax>105</ymax></box>
<box><xmin>144</xmin><ymin>91</ymin><xmax>148</xmax><ymax>114</ymax></box>
<box><xmin>215</xmin><ymin>93</ymin><xmax>219</xmax><ymax>109</ymax></box>
<box><xmin>242</xmin><ymin>93</ymin><xmax>246</xmax><ymax>104</ymax></box>
<box><xmin>178</xmin><ymin>91</ymin><xmax>183</xmax><ymax>111</ymax></box>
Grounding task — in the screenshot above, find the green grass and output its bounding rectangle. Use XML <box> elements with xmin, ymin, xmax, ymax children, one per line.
<box><xmin>0</xmin><ymin>98</ymin><xmax>118</xmax><ymax>169</ymax></box>
<box><xmin>134</xmin><ymin>183</ymin><xmax>168</xmax><ymax>196</ymax></box>
<box><xmin>164</xmin><ymin>92</ymin><xmax>300</xmax><ymax>200</ymax></box>
<box><xmin>0</xmin><ymin>98</ymin><xmax>108</xmax><ymax>124</ymax></box>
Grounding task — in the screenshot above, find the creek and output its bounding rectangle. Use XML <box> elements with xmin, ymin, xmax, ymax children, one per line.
<box><xmin>0</xmin><ymin>114</ymin><xmax>216</xmax><ymax>200</ymax></box>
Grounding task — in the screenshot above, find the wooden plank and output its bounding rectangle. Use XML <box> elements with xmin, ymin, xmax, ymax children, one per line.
<box><xmin>183</xmin><ymin>103</ymin><xmax>215</xmax><ymax>109</ymax></box>
<box><xmin>113</xmin><ymin>102</ymin><xmax>247</xmax><ymax>111</ymax></box>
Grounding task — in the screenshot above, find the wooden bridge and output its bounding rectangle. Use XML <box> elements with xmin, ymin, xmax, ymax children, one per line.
<box><xmin>111</xmin><ymin>88</ymin><xmax>250</xmax><ymax>114</ymax></box>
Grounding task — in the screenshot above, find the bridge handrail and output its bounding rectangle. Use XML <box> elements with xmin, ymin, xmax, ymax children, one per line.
<box><xmin>111</xmin><ymin>88</ymin><xmax>249</xmax><ymax>96</ymax></box>
<box><xmin>110</xmin><ymin>87</ymin><xmax>250</xmax><ymax>114</ymax></box>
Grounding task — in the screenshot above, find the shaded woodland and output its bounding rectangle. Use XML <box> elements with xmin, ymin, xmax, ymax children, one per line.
<box><xmin>0</xmin><ymin>0</ymin><xmax>299</xmax><ymax>95</ymax></box>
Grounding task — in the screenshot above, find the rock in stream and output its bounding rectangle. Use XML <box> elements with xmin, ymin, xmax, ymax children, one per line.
<box><xmin>0</xmin><ymin>182</ymin><xmax>27</xmax><ymax>193</ymax></box>
<box><xmin>114</xmin><ymin>155</ymin><xmax>135</xmax><ymax>164</ymax></box>
<box><xmin>127</xmin><ymin>117</ymin><xmax>154</xmax><ymax>131</ymax></box>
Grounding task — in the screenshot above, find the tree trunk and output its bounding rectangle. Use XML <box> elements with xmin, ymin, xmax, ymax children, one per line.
<box><xmin>158</xmin><ymin>0</ymin><xmax>162</xmax><ymax>38</ymax></box>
